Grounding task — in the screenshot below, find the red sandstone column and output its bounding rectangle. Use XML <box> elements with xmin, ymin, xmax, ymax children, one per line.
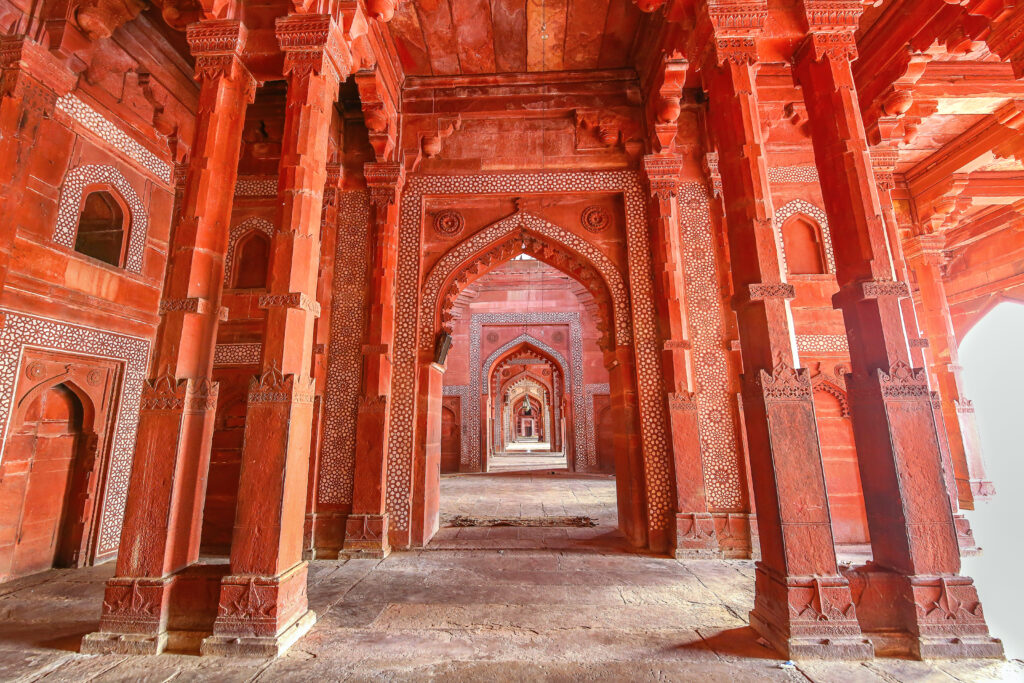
<box><xmin>344</xmin><ymin>162</ymin><xmax>404</xmax><ymax>557</ymax></box>
<box><xmin>203</xmin><ymin>15</ymin><xmax>346</xmax><ymax>657</ymax></box>
<box><xmin>643</xmin><ymin>153</ymin><xmax>717</xmax><ymax>558</ymax></box>
<box><xmin>903</xmin><ymin>234</ymin><xmax>994</xmax><ymax>509</ymax></box>
<box><xmin>792</xmin><ymin>14</ymin><xmax>1002</xmax><ymax>658</ymax></box>
<box><xmin>411</xmin><ymin>356</ymin><xmax>444</xmax><ymax>546</ymax></box>
<box><xmin>81</xmin><ymin>20</ymin><xmax>255</xmax><ymax>655</ymax></box>
<box><xmin>0</xmin><ymin>37</ymin><xmax>76</xmax><ymax>295</ymax></box>
<box><xmin>700</xmin><ymin>39</ymin><xmax>871</xmax><ymax>657</ymax></box>
<box><xmin>605</xmin><ymin>348</ymin><xmax>648</xmax><ymax>548</ymax></box>
<box><xmin>304</xmin><ymin>164</ymin><xmax>342</xmax><ymax>556</ymax></box>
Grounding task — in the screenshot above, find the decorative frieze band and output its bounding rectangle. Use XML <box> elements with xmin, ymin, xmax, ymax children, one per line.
<box><xmin>214</xmin><ymin>343</ymin><xmax>262</xmax><ymax>366</ymax></box>
<box><xmin>796</xmin><ymin>334</ymin><xmax>849</xmax><ymax>354</ymax></box>
<box><xmin>258</xmin><ymin>292</ymin><xmax>321</xmax><ymax>317</ymax></box>
<box><xmin>159</xmin><ymin>296</ymin><xmax>215</xmax><ymax>315</ymax></box>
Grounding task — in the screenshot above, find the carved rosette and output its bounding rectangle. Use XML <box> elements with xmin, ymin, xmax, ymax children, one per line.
<box><xmin>248</xmin><ymin>365</ymin><xmax>316</xmax><ymax>405</ymax></box>
<box><xmin>433</xmin><ymin>209</ymin><xmax>465</xmax><ymax>236</ymax></box>
<box><xmin>580</xmin><ymin>206</ymin><xmax>611</xmax><ymax>233</ymax></box>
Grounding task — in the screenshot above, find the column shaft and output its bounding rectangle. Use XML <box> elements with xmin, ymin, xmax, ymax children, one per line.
<box><xmin>344</xmin><ymin>162</ymin><xmax>404</xmax><ymax>556</ymax></box>
<box><xmin>643</xmin><ymin>154</ymin><xmax>717</xmax><ymax>558</ymax></box>
<box><xmin>205</xmin><ymin>15</ymin><xmax>342</xmax><ymax>656</ymax></box>
<box><xmin>704</xmin><ymin>56</ymin><xmax>870</xmax><ymax>659</ymax></box>
<box><xmin>793</xmin><ymin>32</ymin><xmax>1001</xmax><ymax>657</ymax></box>
<box><xmin>83</xmin><ymin>20</ymin><xmax>254</xmax><ymax>655</ymax></box>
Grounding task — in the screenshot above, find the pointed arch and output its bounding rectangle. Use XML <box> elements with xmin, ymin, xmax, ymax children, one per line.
<box><xmin>420</xmin><ymin>210</ymin><xmax>631</xmax><ymax>350</ymax></box>
<box><xmin>481</xmin><ymin>334</ymin><xmax>572</xmax><ymax>394</ymax></box>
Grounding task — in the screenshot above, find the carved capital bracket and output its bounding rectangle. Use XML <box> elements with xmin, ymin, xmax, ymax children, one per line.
<box><xmin>356</xmin><ymin>68</ymin><xmax>399</xmax><ymax>162</ymax></box>
<box><xmin>877</xmin><ymin>360</ymin><xmax>930</xmax><ymax>401</ymax></box>
<box><xmin>668</xmin><ymin>391</ymin><xmax>698</xmax><ymax>412</ymax></box>
<box><xmin>870</xmin><ymin>146</ymin><xmax>899</xmax><ymax>192</ymax></box>
<box><xmin>258</xmin><ymin>292</ymin><xmax>322</xmax><ymax>317</ymax></box>
<box><xmin>642</xmin><ymin>153</ymin><xmax>683</xmax><ymax>200</ymax></box>
<box><xmin>903</xmin><ymin>233</ymin><xmax>946</xmax><ymax>267</ymax></box>
<box><xmin>186</xmin><ymin>20</ymin><xmax>257</xmax><ymax>100</ymax></box>
<box><xmin>748</xmin><ymin>282</ymin><xmax>797</xmax><ymax>301</ymax></box>
<box><xmin>646</xmin><ymin>53</ymin><xmax>689</xmax><ymax>152</ymax></box>
<box><xmin>365</xmin><ymin>161</ymin><xmax>405</xmax><ymax>208</ymax></box>
<box><xmin>275</xmin><ymin>14</ymin><xmax>350</xmax><ymax>87</ymax></box>
<box><xmin>140</xmin><ymin>369</ymin><xmax>219</xmax><ymax>413</ymax></box>
<box><xmin>691</xmin><ymin>0</ymin><xmax>768</xmax><ymax>70</ymax></box>
<box><xmin>702</xmin><ymin>152</ymin><xmax>723</xmax><ymax>197</ymax></box>
<box><xmin>793</xmin><ymin>1</ymin><xmax>863</xmax><ymax>64</ymax></box>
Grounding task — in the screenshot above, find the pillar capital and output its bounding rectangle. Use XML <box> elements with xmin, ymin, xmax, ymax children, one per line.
<box><xmin>275</xmin><ymin>13</ymin><xmax>350</xmax><ymax>87</ymax></box>
<box><xmin>642</xmin><ymin>153</ymin><xmax>684</xmax><ymax>200</ymax></box>
<box><xmin>792</xmin><ymin>0</ymin><xmax>863</xmax><ymax>64</ymax></box>
<box><xmin>365</xmin><ymin>161</ymin><xmax>405</xmax><ymax>208</ymax></box>
<box><xmin>186</xmin><ymin>19</ymin><xmax>256</xmax><ymax>98</ymax></box>
<box><xmin>692</xmin><ymin>0</ymin><xmax>767</xmax><ymax>71</ymax></box>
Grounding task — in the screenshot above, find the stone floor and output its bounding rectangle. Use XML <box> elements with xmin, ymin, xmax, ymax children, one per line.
<box><xmin>0</xmin><ymin>472</ymin><xmax>1020</xmax><ymax>682</ymax></box>
<box><xmin>486</xmin><ymin>451</ymin><xmax>568</xmax><ymax>472</ymax></box>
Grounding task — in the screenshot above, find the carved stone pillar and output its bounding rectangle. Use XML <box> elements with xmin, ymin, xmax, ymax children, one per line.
<box><xmin>410</xmin><ymin>357</ymin><xmax>445</xmax><ymax>546</ymax></box>
<box><xmin>643</xmin><ymin>154</ymin><xmax>717</xmax><ymax>558</ymax></box>
<box><xmin>344</xmin><ymin>161</ymin><xmax>404</xmax><ymax>557</ymax></box>
<box><xmin>605</xmin><ymin>347</ymin><xmax>647</xmax><ymax>549</ymax></box>
<box><xmin>203</xmin><ymin>15</ymin><xmax>346</xmax><ymax>657</ymax></box>
<box><xmin>904</xmin><ymin>234</ymin><xmax>994</xmax><ymax>508</ymax></box>
<box><xmin>792</xmin><ymin>9</ymin><xmax>1001</xmax><ymax>658</ymax></box>
<box><xmin>81</xmin><ymin>20</ymin><xmax>255</xmax><ymax>656</ymax></box>
<box><xmin>304</xmin><ymin>163</ymin><xmax>342</xmax><ymax>557</ymax></box>
<box><xmin>0</xmin><ymin>37</ymin><xmax>76</xmax><ymax>295</ymax></box>
<box><xmin>698</xmin><ymin>15</ymin><xmax>870</xmax><ymax>656</ymax></box>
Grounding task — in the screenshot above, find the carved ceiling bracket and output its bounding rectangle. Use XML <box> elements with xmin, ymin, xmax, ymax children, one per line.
<box><xmin>275</xmin><ymin>14</ymin><xmax>352</xmax><ymax>86</ymax></box>
<box><xmin>645</xmin><ymin>53</ymin><xmax>688</xmax><ymax>153</ymax></box>
<box><xmin>356</xmin><ymin>67</ymin><xmax>399</xmax><ymax>162</ymax></box>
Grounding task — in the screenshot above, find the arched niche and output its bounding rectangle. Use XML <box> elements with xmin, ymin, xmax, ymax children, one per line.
<box><xmin>231</xmin><ymin>230</ymin><xmax>271</xmax><ymax>289</ymax></box>
<box><xmin>781</xmin><ymin>215</ymin><xmax>827</xmax><ymax>275</ymax></box>
<box><xmin>74</xmin><ymin>187</ymin><xmax>131</xmax><ymax>267</ymax></box>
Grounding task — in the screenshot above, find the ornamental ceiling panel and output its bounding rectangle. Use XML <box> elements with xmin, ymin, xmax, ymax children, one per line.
<box><xmin>387</xmin><ymin>0</ymin><xmax>643</xmax><ymax>75</ymax></box>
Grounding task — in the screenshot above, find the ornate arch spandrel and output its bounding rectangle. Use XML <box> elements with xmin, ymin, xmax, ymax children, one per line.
<box><xmin>419</xmin><ymin>210</ymin><xmax>632</xmax><ymax>352</ymax></box>
<box><xmin>386</xmin><ymin>171</ymin><xmax>673</xmax><ymax>541</ymax></box>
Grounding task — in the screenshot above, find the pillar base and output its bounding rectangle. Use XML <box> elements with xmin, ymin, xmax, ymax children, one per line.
<box><xmin>750</xmin><ymin>564</ymin><xmax>873</xmax><ymax>661</ymax></box>
<box><xmin>201</xmin><ymin>609</ymin><xmax>316</xmax><ymax>658</ymax></box>
<box><xmin>340</xmin><ymin>513</ymin><xmax>391</xmax><ymax>558</ymax></box>
<box><xmin>674</xmin><ymin>512</ymin><xmax>720</xmax><ymax>559</ymax></box>
<box><xmin>81</xmin><ymin>631</ymin><xmax>168</xmax><ymax>656</ymax></box>
<box><xmin>845</xmin><ymin>566</ymin><xmax>1003</xmax><ymax>659</ymax></box>
<box><xmin>208</xmin><ymin>562</ymin><xmax>311</xmax><ymax>654</ymax></box>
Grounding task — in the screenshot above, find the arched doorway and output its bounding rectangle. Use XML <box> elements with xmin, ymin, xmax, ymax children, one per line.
<box><xmin>0</xmin><ymin>383</ymin><xmax>94</xmax><ymax>577</ymax></box>
<box><xmin>415</xmin><ymin>211</ymin><xmax>648</xmax><ymax>549</ymax></box>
